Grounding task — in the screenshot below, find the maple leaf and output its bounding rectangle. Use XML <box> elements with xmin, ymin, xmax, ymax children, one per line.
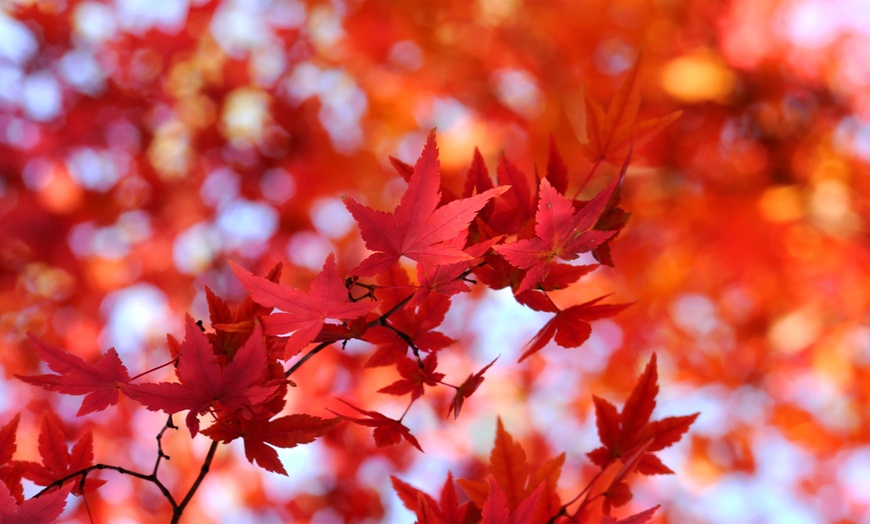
<box><xmin>378</xmin><ymin>353</ymin><xmax>445</xmax><ymax>400</ymax></box>
<box><xmin>463</xmin><ymin>148</ymin><xmax>494</xmax><ymax>198</ymax></box>
<box><xmin>391</xmin><ymin>472</ymin><xmax>476</xmax><ymax>524</ymax></box>
<box><xmin>458</xmin><ymin>418</ymin><xmax>563</xmax><ymax>522</ymax></box>
<box><xmin>546</xmin><ymin>135</ymin><xmax>569</xmax><ymax>194</ymax></box>
<box><xmin>343</xmin><ymin>130</ymin><xmax>507</xmax><ymax>277</ymax></box>
<box><xmin>230</xmin><ymin>253</ymin><xmax>375</xmax><ymax>359</ymax></box>
<box><xmin>205</xmin><ymin>261</ymin><xmax>285</xmax><ymax>360</ymax></box>
<box><xmin>328</xmin><ymin>399</ymin><xmax>423</xmax><ymax>452</ymax></box>
<box><xmin>447</xmin><ymin>357</ymin><xmax>498</xmax><ymax>420</ymax></box>
<box><xmin>494</xmin><ymin>172</ymin><xmax>623</xmax><ymax>295</ymax></box>
<box><xmin>17</xmin><ymin>336</ymin><xmax>131</xmax><ymax>416</ymax></box>
<box><xmin>413</xmin><ymin>237</ymin><xmax>499</xmax><ymax>305</ymax></box>
<box><xmin>583</xmin><ymin>56</ymin><xmax>682</xmax><ymax>163</ymax></box>
<box><xmin>0</xmin><ymin>415</ymin><xmax>23</xmax><ymax>505</ymax></box>
<box><xmin>587</xmin><ymin>353</ymin><xmax>699</xmax><ymax>475</ymax></box>
<box><xmin>19</xmin><ymin>413</ymin><xmax>104</xmax><ymax>495</ymax></box>
<box><xmin>489</xmin><ymin>418</ymin><xmax>529</xmax><ymax>510</ymax></box>
<box><xmin>601</xmin><ymin>505</ymin><xmax>661</xmax><ymax>524</ymax></box>
<box><xmin>480</xmin><ymin>477</ymin><xmax>545</xmax><ymax>524</ymax></box>
<box><xmin>519</xmin><ymin>295</ymin><xmax>632</xmax><ymax>362</ymax></box>
<box><xmin>201</xmin><ymin>414</ymin><xmax>339</xmax><ymax>475</ymax></box>
<box><xmin>482</xmin><ymin>154</ymin><xmax>536</xmax><ymax>236</ymax></box>
<box><xmin>363</xmin><ymin>274</ymin><xmax>454</xmax><ymax>368</ymax></box>
<box><xmin>0</xmin><ymin>482</ymin><xmax>71</xmax><ymax>524</ymax></box>
<box><xmin>122</xmin><ymin>316</ymin><xmax>279</xmax><ymax>436</ymax></box>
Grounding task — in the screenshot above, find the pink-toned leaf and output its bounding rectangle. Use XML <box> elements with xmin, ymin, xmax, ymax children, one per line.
<box><xmin>17</xmin><ymin>337</ymin><xmax>130</xmax><ymax>416</ymax></box>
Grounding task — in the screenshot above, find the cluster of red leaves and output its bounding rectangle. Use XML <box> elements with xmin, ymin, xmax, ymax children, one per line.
<box><xmin>3</xmin><ymin>63</ymin><xmax>692</xmax><ymax>520</ymax></box>
<box><xmin>17</xmin><ymin>309</ymin><xmax>338</xmax><ymax>477</ymax></box>
<box><xmin>0</xmin><ymin>414</ymin><xmax>89</xmax><ymax>522</ymax></box>
<box><xmin>393</xmin><ymin>353</ymin><xmax>697</xmax><ymax>523</ymax></box>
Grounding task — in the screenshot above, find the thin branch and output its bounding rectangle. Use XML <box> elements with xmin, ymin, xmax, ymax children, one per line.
<box><xmin>573</xmin><ymin>158</ymin><xmax>603</xmax><ymax>199</ymax></box>
<box><xmin>152</xmin><ymin>415</ymin><xmax>178</xmax><ymax>477</ymax></box>
<box><xmin>382</xmin><ymin>321</ymin><xmax>422</xmax><ymax>360</ymax></box>
<box><xmin>129</xmin><ymin>357</ymin><xmax>180</xmax><ymax>382</ymax></box>
<box><xmin>285</xmin><ymin>340</ymin><xmax>334</xmax><ymax>378</ymax></box>
<box><xmin>172</xmin><ymin>440</ymin><xmax>220</xmax><ymax>524</ymax></box>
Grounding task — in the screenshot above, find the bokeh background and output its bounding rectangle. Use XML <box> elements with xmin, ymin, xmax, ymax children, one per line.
<box><xmin>2</xmin><ymin>0</ymin><xmax>869</xmax><ymax>522</ymax></box>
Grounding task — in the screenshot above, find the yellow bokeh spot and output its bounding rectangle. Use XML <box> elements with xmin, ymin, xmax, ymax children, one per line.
<box><xmin>148</xmin><ymin>119</ymin><xmax>191</xmax><ymax>179</ymax></box>
<box><xmin>221</xmin><ymin>88</ymin><xmax>271</xmax><ymax>146</ymax></box>
<box><xmin>768</xmin><ymin>308</ymin><xmax>820</xmax><ymax>354</ymax></box>
<box><xmin>758</xmin><ymin>185</ymin><xmax>804</xmax><ymax>222</ymax></box>
<box><xmin>661</xmin><ymin>52</ymin><xmax>736</xmax><ymax>103</ymax></box>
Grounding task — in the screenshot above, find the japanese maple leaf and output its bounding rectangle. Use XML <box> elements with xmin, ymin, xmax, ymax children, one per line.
<box><xmin>0</xmin><ymin>415</ymin><xmax>23</xmax><ymax>504</ymax></box>
<box><xmin>494</xmin><ymin>174</ymin><xmax>622</xmax><ymax>295</ymax></box>
<box><xmin>447</xmin><ymin>357</ymin><xmax>498</xmax><ymax>420</ymax></box>
<box><xmin>328</xmin><ymin>399</ymin><xmax>423</xmax><ymax>452</ymax></box>
<box><xmin>458</xmin><ymin>418</ymin><xmax>563</xmax><ymax>521</ymax></box>
<box><xmin>602</xmin><ymin>505</ymin><xmax>660</xmax><ymax>524</ymax></box>
<box><xmin>482</xmin><ymin>154</ymin><xmax>536</xmax><ymax>237</ymax></box>
<box><xmin>587</xmin><ymin>353</ymin><xmax>699</xmax><ymax>475</ymax></box>
<box><xmin>413</xmin><ymin>237</ymin><xmax>499</xmax><ymax>305</ymax></box>
<box><xmin>123</xmin><ymin>316</ymin><xmax>279</xmax><ymax>436</ymax></box>
<box><xmin>230</xmin><ymin>253</ymin><xmax>375</xmax><ymax>359</ymax></box>
<box><xmin>19</xmin><ymin>413</ymin><xmax>104</xmax><ymax>495</ymax></box>
<box><xmin>519</xmin><ymin>295</ymin><xmax>632</xmax><ymax>362</ymax></box>
<box><xmin>0</xmin><ymin>482</ymin><xmax>71</xmax><ymax>524</ymax></box>
<box><xmin>377</xmin><ymin>353</ymin><xmax>444</xmax><ymax>400</ymax></box>
<box><xmin>17</xmin><ymin>336</ymin><xmax>131</xmax><ymax>416</ymax></box>
<box><xmin>583</xmin><ymin>56</ymin><xmax>682</xmax><ymax>163</ymax></box>
<box><xmin>363</xmin><ymin>270</ymin><xmax>454</xmax><ymax>368</ymax></box>
<box><xmin>546</xmin><ymin>135</ymin><xmax>569</xmax><ymax>194</ymax></box>
<box><xmin>481</xmin><ymin>477</ymin><xmax>545</xmax><ymax>524</ymax></box>
<box><xmin>201</xmin><ymin>414</ymin><xmax>339</xmax><ymax>475</ymax></box>
<box><xmin>206</xmin><ymin>261</ymin><xmax>285</xmax><ymax>360</ymax></box>
<box><xmin>343</xmin><ymin>130</ymin><xmax>507</xmax><ymax>277</ymax></box>
<box><xmin>391</xmin><ymin>472</ymin><xmax>476</xmax><ymax>524</ymax></box>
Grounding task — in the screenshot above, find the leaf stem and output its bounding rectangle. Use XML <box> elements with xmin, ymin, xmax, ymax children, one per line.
<box><xmin>129</xmin><ymin>357</ymin><xmax>180</xmax><ymax>382</ymax></box>
<box><xmin>285</xmin><ymin>340</ymin><xmax>334</xmax><ymax>378</ymax></box>
<box><xmin>573</xmin><ymin>158</ymin><xmax>603</xmax><ymax>199</ymax></box>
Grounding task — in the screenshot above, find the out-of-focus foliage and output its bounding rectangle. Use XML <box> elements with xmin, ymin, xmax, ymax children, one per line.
<box><xmin>1</xmin><ymin>0</ymin><xmax>868</xmax><ymax>522</ymax></box>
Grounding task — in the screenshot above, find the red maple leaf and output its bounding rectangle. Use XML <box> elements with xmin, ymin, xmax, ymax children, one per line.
<box><xmin>480</xmin><ymin>154</ymin><xmax>536</xmax><ymax>237</ymax></box>
<box><xmin>230</xmin><ymin>253</ymin><xmax>376</xmax><ymax>359</ymax></box>
<box><xmin>343</xmin><ymin>130</ymin><xmax>507</xmax><ymax>277</ymax></box>
<box><xmin>17</xmin><ymin>336</ymin><xmax>131</xmax><ymax>416</ymax></box>
<box><xmin>0</xmin><ymin>415</ymin><xmax>23</xmax><ymax>504</ymax></box>
<box><xmin>391</xmin><ymin>472</ymin><xmax>476</xmax><ymax>524</ymax></box>
<box><xmin>481</xmin><ymin>477</ymin><xmax>545</xmax><ymax>524</ymax></box>
<box><xmin>458</xmin><ymin>418</ymin><xmax>564</xmax><ymax>521</ymax></box>
<box><xmin>545</xmin><ymin>135</ymin><xmax>569</xmax><ymax>194</ymax></box>
<box><xmin>583</xmin><ymin>57</ymin><xmax>682</xmax><ymax>163</ymax></box>
<box><xmin>518</xmin><ymin>294</ymin><xmax>632</xmax><ymax>362</ymax></box>
<box><xmin>0</xmin><ymin>482</ymin><xmax>71</xmax><ymax>524</ymax></box>
<box><xmin>363</xmin><ymin>269</ymin><xmax>454</xmax><ymax>368</ymax></box>
<box><xmin>19</xmin><ymin>413</ymin><xmax>104</xmax><ymax>495</ymax></box>
<box><xmin>494</xmin><ymin>172</ymin><xmax>623</xmax><ymax>295</ymax></box>
<box><xmin>447</xmin><ymin>357</ymin><xmax>498</xmax><ymax>420</ymax></box>
<box><xmin>205</xmin><ymin>261</ymin><xmax>285</xmax><ymax>360</ymax></box>
<box><xmin>602</xmin><ymin>505</ymin><xmax>661</xmax><ymax>524</ymax></box>
<box><xmin>123</xmin><ymin>316</ymin><xmax>280</xmax><ymax>437</ymax></box>
<box><xmin>328</xmin><ymin>399</ymin><xmax>423</xmax><ymax>452</ymax></box>
<box><xmin>377</xmin><ymin>353</ymin><xmax>445</xmax><ymax>400</ymax></box>
<box><xmin>587</xmin><ymin>353</ymin><xmax>699</xmax><ymax>475</ymax></box>
<box><xmin>201</xmin><ymin>414</ymin><xmax>339</xmax><ymax>475</ymax></box>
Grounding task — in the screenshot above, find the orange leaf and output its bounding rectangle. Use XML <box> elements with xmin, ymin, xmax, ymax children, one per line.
<box><xmin>620</xmin><ymin>353</ymin><xmax>658</xmax><ymax>438</ymax></box>
<box><xmin>489</xmin><ymin>418</ymin><xmax>529</xmax><ymax>511</ymax></box>
<box><xmin>583</xmin><ymin>57</ymin><xmax>681</xmax><ymax>162</ymax></box>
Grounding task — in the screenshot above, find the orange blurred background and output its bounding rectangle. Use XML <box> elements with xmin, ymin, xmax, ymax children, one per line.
<box><xmin>1</xmin><ymin>0</ymin><xmax>869</xmax><ymax>522</ymax></box>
